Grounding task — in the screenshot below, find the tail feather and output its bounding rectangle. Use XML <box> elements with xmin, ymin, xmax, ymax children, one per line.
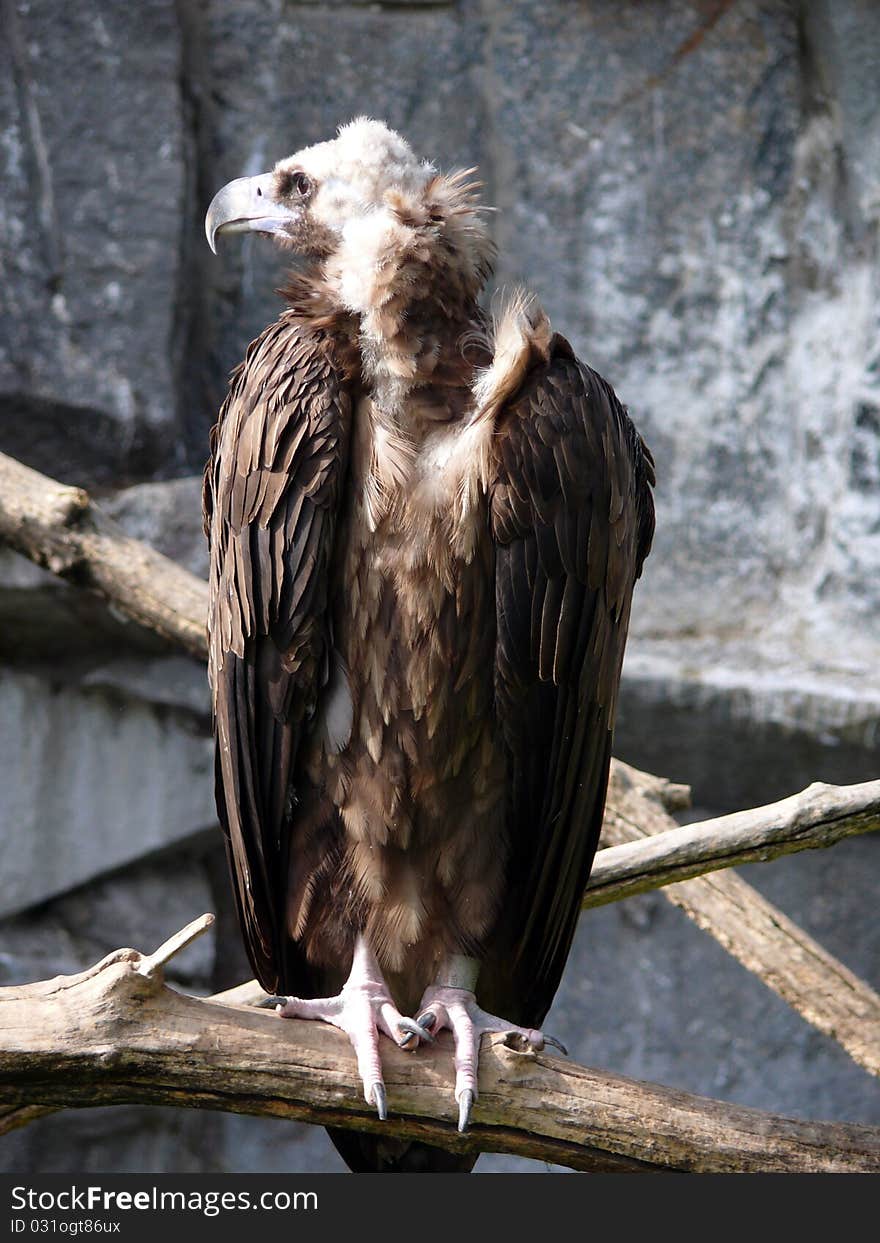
<box><xmin>327</xmin><ymin>1128</ymin><xmax>477</xmax><ymax>1173</ymax></box>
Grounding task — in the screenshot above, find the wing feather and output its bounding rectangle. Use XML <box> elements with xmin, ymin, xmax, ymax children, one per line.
<box><xmin>485</xmin><ymin>334</ymin><xmax>654</xmax><ymax>1025</ymax></box>
<box><xmin>204</xmin><ymin>315</ymin><xmax>351</xmax><ymax>994</ymax></box>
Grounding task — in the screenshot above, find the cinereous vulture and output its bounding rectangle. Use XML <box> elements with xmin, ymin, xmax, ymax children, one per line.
<box><xmin>204</xmin><ymin>118</ymin><xmax>654</xmax><ymax>1172</ymax></box>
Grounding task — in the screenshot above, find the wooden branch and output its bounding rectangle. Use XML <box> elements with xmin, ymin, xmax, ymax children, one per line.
<box><xmin>2</xmin><ymin>927</ymin><xmax>878</xmax><ymax>1173</ymax></box>
<box><xmin>0</xmin><ymin>451</ymin><xmax>208</xmax><ymax>659</ymax></box>
<box><xmin>137</xmin><ymin>912</ymin><xmax>215</xmax><ymax>976</ymax></box>
<box><xmin>589</xmin><ymin>777</ymin><xmax>880</xmax><ymax>905</ymax></box>
<box><xmin>598</xmin><ymin>763</ymin><xmax>880</xmax><ymax>1079</ymax></box>
<box><xmin>0</xmin><ymin>917</ymin><xmax>213</xmax><ymax>1141</ymax></box>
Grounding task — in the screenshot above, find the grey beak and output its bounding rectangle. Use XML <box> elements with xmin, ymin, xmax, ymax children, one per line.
<box><xmin>205</xmin><ymin>172</ymin><xmax>298</xmax><ymax>254</ymax></box>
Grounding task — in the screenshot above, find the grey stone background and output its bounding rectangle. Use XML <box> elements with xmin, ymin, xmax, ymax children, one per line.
<box><xmin>1</xmin><ymin>0</ymin><xmax>878</xmax><ymax>1172</ymax></box>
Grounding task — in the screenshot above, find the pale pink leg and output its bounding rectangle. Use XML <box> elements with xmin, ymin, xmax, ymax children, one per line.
<box><xmin>270</xmin><ymin>936</ymin><xmax>433</xmax><ymax>1119</ymax></box>
<box><xmin>415</xmin><ymin>956</ymin><xmax>567</xmax><ymax>1132</ymax></box>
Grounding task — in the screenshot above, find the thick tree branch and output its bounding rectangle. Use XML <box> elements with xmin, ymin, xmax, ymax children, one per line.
<box><xmin>598</xmin><ymin>763</ymin><xmax>880</xmax><ymax>1079</ymax></box>
<box><xmin>0</xmin><ymin>452</ymin><xmax>208</xmax><ymax>658</ymax></box>
<box><xmin>1</xmin><ymin>921</ymin><xmax>877</xmax><ymax>1173</ymax></box>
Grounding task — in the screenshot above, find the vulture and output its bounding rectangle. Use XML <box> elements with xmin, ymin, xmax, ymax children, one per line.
<box><xmin>203</xmin><ymin>118</ymin><xmax>654</xmax><ymax>1173</ymax></box>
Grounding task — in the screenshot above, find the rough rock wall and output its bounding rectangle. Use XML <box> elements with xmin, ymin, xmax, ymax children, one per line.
<box><xmin>1</xmin><ymin>0</ymin><xmax>878</xmax><ymax>1172</ymax></box>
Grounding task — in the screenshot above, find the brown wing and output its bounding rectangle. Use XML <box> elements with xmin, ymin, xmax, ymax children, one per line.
<box><xmin>484</xmin><ymin>334</ymin><xmax>654</xmax><ymax>1025</ymax></box>
<box><xmin>204</xmin><ymin>315</ymin><xmax>352</xmax><ymax>994</ymax></box>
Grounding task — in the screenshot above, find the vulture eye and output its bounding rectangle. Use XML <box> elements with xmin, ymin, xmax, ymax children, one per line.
<box><xmin>278</xmin><ymin>169</ymin><xmax>312</xmax><ymax>199</ymax></box>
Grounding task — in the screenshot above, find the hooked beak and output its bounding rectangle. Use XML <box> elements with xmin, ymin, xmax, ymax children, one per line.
<box><xmin>205</xmin><ymin>172</ymin><xmax>299</xmax><ymax>254</ymax></box>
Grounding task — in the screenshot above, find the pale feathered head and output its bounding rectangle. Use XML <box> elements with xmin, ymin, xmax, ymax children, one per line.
<box><xmin>205</xmin><ymin>118</ymin><xmax>493</xmax><ymax>311</ymax></box>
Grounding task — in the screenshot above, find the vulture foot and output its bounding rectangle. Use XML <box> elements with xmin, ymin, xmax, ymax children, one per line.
<box><xmin>415</xmin><ymin>985</ymin><xmax>567</xmax><ymax>1133</ymax></box>
<box><xmin>272</xmin><ymin>936</ymin><xmax>433</xmax><ymax>1119</ymax></box>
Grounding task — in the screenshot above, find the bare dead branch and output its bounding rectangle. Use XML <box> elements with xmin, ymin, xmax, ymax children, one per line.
<box><xmin>137</xmin><ymin>913</ymin><xmax>215</xmax><ymax>977</ymax></box>
<box><xmin>589</xmin><ymin>777</ymin><xmax>880</xmax><ymax>904</ymax></box>
<box><xmin>0</xmin><ymin>451</ymin><xmax>208</xmax><ymax>658</ymax></box>
<box><xmin>2</xmin><ymin>929</ymin><xmax>877</xmax><ymax>1173</ymax></box>
<box><xmin>599</xmin><ymin>763</ymin><xmax>880</xmax><ymax>1079</ymax></box>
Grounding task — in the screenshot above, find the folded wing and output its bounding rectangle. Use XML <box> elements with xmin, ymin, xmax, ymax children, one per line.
<box><xmin>203</xmin><ymin>317</ymin><xmax>352</xmax><ymax>993</ymax></box>
<box><xmin>486</xmin><ymin>334</ymin><xmax>655</xmax><ymax>1024</ymax></box>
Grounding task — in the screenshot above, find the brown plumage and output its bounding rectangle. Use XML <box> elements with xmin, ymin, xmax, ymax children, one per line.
<box><xmin>204</xmin><ymin>119</ymin><xmax>654</xmax><ymax>1172</ymax></box>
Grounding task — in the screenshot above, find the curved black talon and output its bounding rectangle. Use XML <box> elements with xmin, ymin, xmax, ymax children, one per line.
<box><xmin>457</xmin><ymin>1089</ymin><xmax>474</xmax><ymax>1133</ymax></box>
<box><xmin>398</xmin><ymin>1016</ymin><xmax>435</xmax><ymax>1044</ymax></box>
<box><xmin>416</xmin><ymin>1011</ymin><xmax>436</xmax><ymax>1032</ymax></box>
<box><xmin>256</xmin><ymin>995</ymin><xmax>287</xmax><ymax>1009</ymax></box>
<box><xmin>543</xmin><ymin>1034</ymin><xmax>568</xmax><ymax>1056</ymax></box>
<box><xmin>371</xmin><ymin>1082</ymin><xmax>388</xmax><ymax>1121</ymax></box>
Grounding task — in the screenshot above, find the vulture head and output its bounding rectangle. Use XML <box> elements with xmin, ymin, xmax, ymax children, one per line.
<box><xmin>205</xmin><ymin>117</ymin><xmax>493</xmax><ymax>313</ymax></box>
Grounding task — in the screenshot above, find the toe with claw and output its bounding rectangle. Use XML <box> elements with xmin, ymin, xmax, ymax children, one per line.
<box><xmin>268</xmin><ymin>936</ymin><xmax>433</xmax><ymax>1120</ymax></box>
<box><xmin>457</xmin><ymin>1088</ymin><xmax>475</xmax><ymax>1133</ymax></box>
<box><xmin>416</xmin><ymin>985</ymin><xmax>568</xmax><ymax>1132</ymax></box>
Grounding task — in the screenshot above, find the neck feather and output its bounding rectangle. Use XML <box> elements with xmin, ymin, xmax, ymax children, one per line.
<box><xmin>320</xmin><ymin>171</ymin><xmax>494</xmax><ymax>416</ymax></box>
